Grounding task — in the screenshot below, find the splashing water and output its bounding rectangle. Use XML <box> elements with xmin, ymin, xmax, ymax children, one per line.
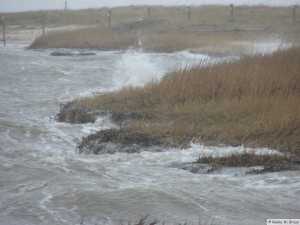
<box><xmin>0</xmin><ymin>45</ymin><xmax>299</xmax><ymax>225</ymax></box>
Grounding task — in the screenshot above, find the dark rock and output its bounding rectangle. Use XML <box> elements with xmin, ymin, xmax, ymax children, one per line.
<box><xmin>51</xmin><ymin>51</ymin><xmax>74</xmax><ymax>56</ymax></box>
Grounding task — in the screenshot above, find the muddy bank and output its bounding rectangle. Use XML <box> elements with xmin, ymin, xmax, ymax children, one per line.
<box><xmin>76</xmin><ymin>128</ymin><xmax>176</xmax><ymax>155</ymax></box>
<box><xmin>57</xmin><ymin>104</ymin><xmax>180</xmax><ymax>154</ymax></box>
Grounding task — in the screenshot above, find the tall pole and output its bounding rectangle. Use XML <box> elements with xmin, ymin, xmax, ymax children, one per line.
<box><xmin>187</xmin><ymin>6</ymin><xmax>191</xmax><ymax>20</ymax></box>
<box><xmin>65</xmin><ymin>1</ymin><xmax>68</xmax><ymax>11</ymax></box>
<box><xmin>2</xmin><ymin>17</ymin><xmax>5</xmax><ymax>47</ymax></box>
<box><xmin>42</xmin><ymin>12</ymin><xmax>45</xmax><ymax>37</ymax></box>
<box><xmin>230</xmin><ymin>4</ymin><xmax>234</xmax><ymax>21</ymax></box>
<box><xmin>293</xmin><ymin>5</ymin><xmax>296</xmax><ymax>23</ymax></box>
<box><xmin>107</xmin><ymin>10</ymin><xmax>112</xmax><ymax>29</ymax></box>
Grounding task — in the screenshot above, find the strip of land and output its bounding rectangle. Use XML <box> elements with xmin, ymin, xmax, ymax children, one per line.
<box><xmin>3</xmin><ymin>6</ymin><xmax>300</xmax><ymax>173</ymax></box>
<box><xmin>57</xmin><ymin>46</ymin><xmax>300</xmax><ymax>174</ymax></box>
<box><xmin>2</xmin><ymin>5</ymin><xmax>299</xmax><ymax>50</ymax></box>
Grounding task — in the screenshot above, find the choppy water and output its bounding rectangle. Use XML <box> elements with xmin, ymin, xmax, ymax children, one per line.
<box><xmin>0</xmin><ymin>44</ymin><xmax>299</xmax><ymax>225</ymax></box>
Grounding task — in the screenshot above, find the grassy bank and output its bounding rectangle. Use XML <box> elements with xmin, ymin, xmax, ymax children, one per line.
<box><xmin>69</xmin><ymin>46</ymin><xmax>300</xmax><ymax>156</ymax></box>
<box><xmin>23</xmin><ymin>5</ymin><xmax>300</xmax><ymax>51</ymax></box>
<box><xmin>3</xmin><ymin>5</ymin><xmax>299</xmax><ymax>28</ymax></box>
<box><xmin>29</xmin><ymin>26</ymin><xmax>258</xmax><ymax>52</ymax></box>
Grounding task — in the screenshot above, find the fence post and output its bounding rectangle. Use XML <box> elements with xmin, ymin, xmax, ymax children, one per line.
<box><xmin>230</xmin><ymin>4</ymin><xmax>234</xmax><ymax>21</ymax></box>
<box><xmin>187</xmin><ymin>6</ymin><xmax>191</xmax><ymax>20</ymax></box>
<box><xmin>42</xmin><ymin>11</ymin><xmax>45</xmax><ymax>37</ymax></box>
<box><xmin>107</xmin><ymin>10</ymin><xmax>112</xmax><ymax>29</ymax></box>
<box><xmin>147</xmin><ymin>7</ymin><xmax>151</xmax><ymax>17</ymax></box>
<box><xmin>293</xmin><ymin>5</ymin><xmax>296</xmax><ymax>23</ymax></box>
<box><xmin>2</xmin><ymin>17</ymin><xmax>5</xmax><ymax>47</ymax></box>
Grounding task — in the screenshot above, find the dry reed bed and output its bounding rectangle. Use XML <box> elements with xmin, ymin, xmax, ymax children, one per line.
<box><xmin>73</xmin><ymin>47</ymin><xmax>300</xmax><ymax>156</ymax></box>
<box><xmin>28</xmin><ymin>25</ymin><xmax>257</xmax><ymax>52</ymax></box>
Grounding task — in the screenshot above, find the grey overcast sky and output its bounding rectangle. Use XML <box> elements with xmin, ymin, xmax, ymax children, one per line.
<box><xmin>0</xmin><ymin>0</ymin><xmax>299</xmax><ymax>12</ymax></box>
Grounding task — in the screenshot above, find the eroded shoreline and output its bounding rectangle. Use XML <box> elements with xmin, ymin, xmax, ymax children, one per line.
<box><xmin>56</xmin><ymin>100</ymin><xmax>300</xmax><ymax>175</ymax></box>
<box><xmin>4</xmin><ymin>6</ymin><xmax>299</xmax><ymax>175</ymax></box>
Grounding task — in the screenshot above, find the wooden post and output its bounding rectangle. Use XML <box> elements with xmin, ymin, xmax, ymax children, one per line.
<box><xmin>230</xmin><ymin>4</ymin><xmax>234</xmax><ymax>21</ymax></box>
<box><xmin>42</xmin><ymin>12</ymin><xmax>45</xmax><ymax>37</ymax></box>
<box><xmin>147</xmin><ymin>7</ymin><xmax>151</xmax><ymax>17</ymax></box>
<box><xmin>107</xmin><ymin>10</ymin><xmax>112</xmax><ymax>29</ymax></box>
<box><xmin>293</xmin><ymin>5</ymin><xmax>296</xmax><ymax>23</ymax></box>
<box><xmin>2</xmin><ymin>17</ymin><xmax>6</xmax><ymax>47</ymax></box>
<box><xmin>187</xmin><ymin>6</ymin><xmax>191</xmax><ymax>20</ymax></box>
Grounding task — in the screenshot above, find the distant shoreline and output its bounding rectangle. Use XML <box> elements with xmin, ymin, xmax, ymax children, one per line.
<box><xmin>2</xmin><ymin>5</ymin><xmax>299</xmax><ymax>49</ymax></box>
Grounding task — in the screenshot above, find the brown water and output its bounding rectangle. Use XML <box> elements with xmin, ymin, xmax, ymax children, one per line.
<box><xmin>0</xmin><ymin>44</ymin><xmax>299</xmax><ymax>225</ymax></box>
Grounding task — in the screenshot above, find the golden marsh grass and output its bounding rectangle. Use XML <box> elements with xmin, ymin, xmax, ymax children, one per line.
<box><xmin>73</xmin><ymin>47</ymin><xmax>300</xmax><ymax>155</ymax></box>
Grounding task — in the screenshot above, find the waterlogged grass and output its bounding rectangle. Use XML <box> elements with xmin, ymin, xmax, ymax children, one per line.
<box><xmin>68</xmin><ymin>47</ymin><xmax>300</xmax><ymax>156</ymax></box>
<box><xmin>198</xmin><ymin>152</ymin><xmax>297</xmax><ymax>173</ymax></box>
